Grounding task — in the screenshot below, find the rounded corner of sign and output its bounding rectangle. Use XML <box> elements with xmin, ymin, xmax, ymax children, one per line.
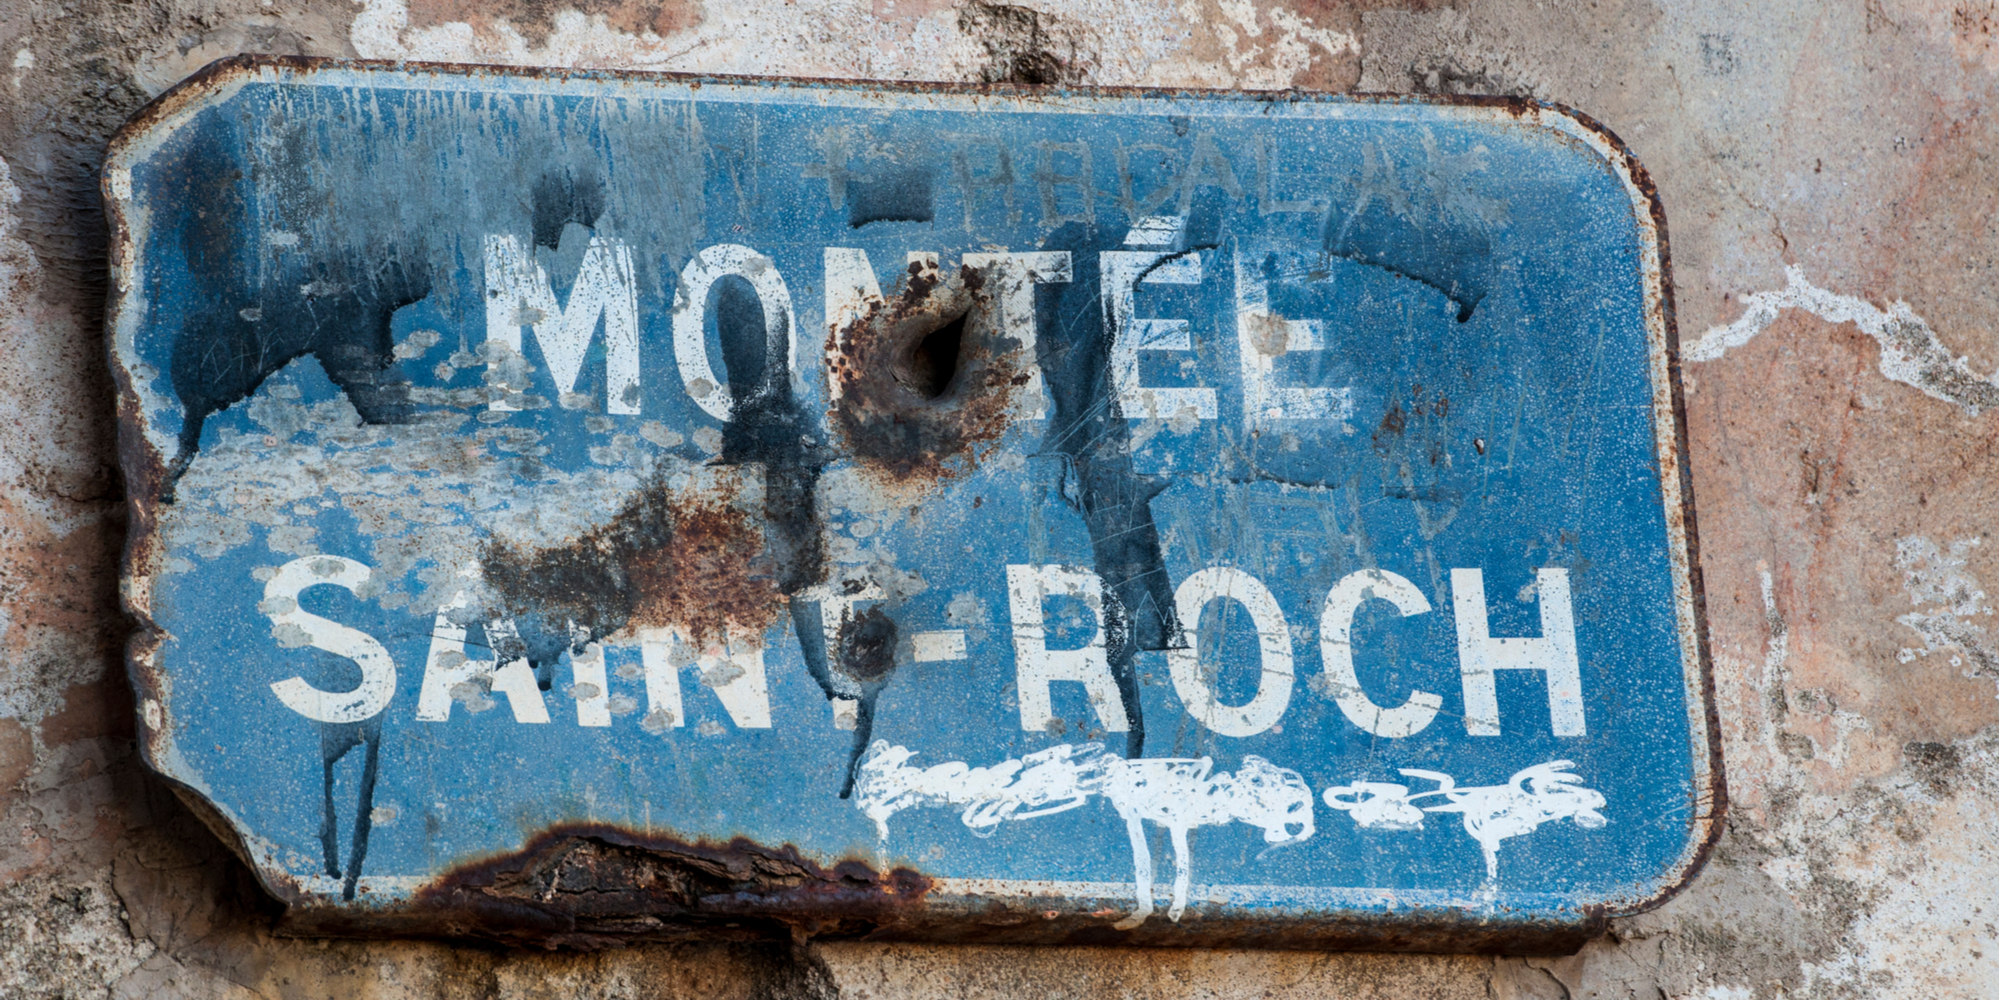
<box><xmin>1593</xmin><ymin>800</ymin><xmax>1728</xmax><ymax>920</ymax></box>
<box><xmin>106</xmin><ymin>55</ymin><xmax>285</xmax><ymax>166</ymax></box>
<box><xmin>1507</xmin><ymin>101</ymin><xmax>1666</xmax><ymax>229</ymax></box>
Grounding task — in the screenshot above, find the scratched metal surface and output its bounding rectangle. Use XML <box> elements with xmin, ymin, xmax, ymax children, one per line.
<box><xmin>105</xmin><ymin>57</ymin><xmax>1717</xmax><ymax>949</ymax></box>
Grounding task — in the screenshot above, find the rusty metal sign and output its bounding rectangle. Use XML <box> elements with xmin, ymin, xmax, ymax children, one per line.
<box><xmin>106</xmin><ymin>57</ymin><xmax>1720</xmax><ymax>950</ymax></box>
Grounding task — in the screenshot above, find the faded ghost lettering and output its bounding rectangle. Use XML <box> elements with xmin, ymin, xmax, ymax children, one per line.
<box><xmin>1034</xmin><ymin>139</ymin><xmax>1094</xmax><ymax>227</ymax></box>
<box><xmin>483</xmin><ymin>234</ymin><xmax>640</xmax><ymax>414</ymax></box>
<box><xmin>260</xmin><ymin>556</ymin><xmax>397</xmax><ymax>724</ymax></box>
<box><xmin>952</xmin><ymin>136</ymin><xmax>1017</xmax><ymax>230</ymax></box>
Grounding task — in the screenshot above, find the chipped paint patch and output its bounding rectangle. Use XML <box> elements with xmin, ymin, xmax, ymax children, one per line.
<box><xmin>1684</xmin><ymin>265</ymin><xmax>1999</xmax><ymax>415</ymax></box>
<box><xmin>1893</xmin><ymin>535</ymin><xmax>1996</xmax><ymax>678</ymax></box>
<box><xmin>347</xmin><ymin>0</ymin><xmax>1192</xmax><ymax>87</ymax></box>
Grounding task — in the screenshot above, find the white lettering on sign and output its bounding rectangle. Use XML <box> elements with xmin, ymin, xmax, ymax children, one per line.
<box><xmin>475</xmin><ymin>233</ymin><xmax>1366</xmax><ymax>432</ymax></box>
<box><xmin>822</xmin><ymin>246</ymin><xmax>885</xmax><ymax>387</ymax></box>
<box><xmin>257</xmin><ymin>560</ymin><xmax>1587</xmax><ymax>742</ymax></box>
<box><xmin>569</xmin><ymin>642</ymin><xmax>611</xmax><ymax>728</ymax></box>
<box><xmin>260</xmin><ymin>556</ymin><xmax>398</xmax><ymax>724</ymax></box>
<box><xmin>1318</xmin><ymin>569</ymin><xmax>1444</xmax><ymax>738</ymax></box>
<box><xmin>638</xmin><ymin>628</ymin><xmax>773</xmax><ymax>730</ymax></box>
<box><xmin>1166</xmin><ymin>567</ymin><xmax>1295</xmax><ymax>738</ymax></box>
<box><xmin>1452</xmin><ymin>568</ymin><xmax>1586</xmax><ymax>737</ymax></box>
<box><xmin>672</xmin><ymin>244</ymin><xmax>797</xmax><ymax>421</ymax></box>
<box><xmin>961</xmin><ymin>250</ymin><xmax>1071</xmax><ymax>419</ymax></box>
<box><xmin>1103</xmin><ymin>217</ymin><xmax>1217</xmax><ymax>421</ymax></box>
<box><xmin>1006</xmin><ymin>564</ymin><xmax>1129</xmax><ymax>734</ymax></box>
<box><xmin>416</xmin><ymin>578</ymin><xmax>549</xmax><ymax>724</ymax></box>
<box><xmin>483</xmin><ymin>234</ymin><xmax>640</xmax><ymax>414</ymax></box>
<box><xmin>1234</xmin><ymin>247</ymin><xmax>1354</xmax><ymax>425</ymax></box>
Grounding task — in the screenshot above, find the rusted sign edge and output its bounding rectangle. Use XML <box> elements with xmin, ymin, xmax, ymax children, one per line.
<box><xmin>100</xmin><ymin>54</ymin><xmax>1724</xmax><ymax>949</ymax></box>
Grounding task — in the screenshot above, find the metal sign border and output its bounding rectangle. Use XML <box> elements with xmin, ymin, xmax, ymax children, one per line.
<box><xmin>104</xmin><ymin>55</ymin><xmax>1724</xmax><ymax>951</ymax></box>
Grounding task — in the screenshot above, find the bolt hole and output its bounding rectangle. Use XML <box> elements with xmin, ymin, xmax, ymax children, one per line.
<box><xmin>900</xmin><ymin>312</ymin><xmax>965</xmax><ymax>400</ymax></box>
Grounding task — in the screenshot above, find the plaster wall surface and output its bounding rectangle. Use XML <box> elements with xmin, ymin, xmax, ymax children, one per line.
<box><xmin>0</xmin><ymin>1</ymin><xmax>1994</xmax><ymax>997</ymax></box>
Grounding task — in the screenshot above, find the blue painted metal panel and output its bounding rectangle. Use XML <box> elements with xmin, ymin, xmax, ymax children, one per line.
<box><xmin>106</xmin><ymin>58</ymin><xmax>1718</xmax><ymax>949</ymax></box>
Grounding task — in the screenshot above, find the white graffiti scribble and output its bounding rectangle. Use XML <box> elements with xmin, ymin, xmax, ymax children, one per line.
<box><xmin>854</xmin><ymin>742</ymin><xmax>1114</xmax><ymax>839</ymax></box>
<box><xmin>1323</xmin><ymin>760</ymin><xmax>1607</xmax><ymax>884</ymax></box>
<box><xmin>854</xmin><ymin>741</ymin><xmax>1314</xmax><ymax>927</ymax></box>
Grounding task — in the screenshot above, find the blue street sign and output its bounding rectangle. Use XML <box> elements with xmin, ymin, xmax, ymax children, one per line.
<box><xmin>107</xmin><ymin>58</ymin><xmax>1719</xmax><ymax>949</ymax></box>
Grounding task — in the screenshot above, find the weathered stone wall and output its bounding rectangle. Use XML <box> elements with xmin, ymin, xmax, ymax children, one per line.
<box><xmin>1</xmin><ymin>1</ymin><xmax>1993</xmax><ymax>996</ymax></box>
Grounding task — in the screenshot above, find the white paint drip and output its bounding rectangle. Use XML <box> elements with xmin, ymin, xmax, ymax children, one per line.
<box><xmin>854</xmin><ymin>742</ymin><xmax>1313</xmax><ymax>926</ymax></box>
<box><xmin>1323</xmin><ymin>760</ymin><xmax>1607</xmax><ymax>885</ymax></box>
<box><xmin>1684</xmin><ymin>265</ymin><xmax>1998</xmax><ymax>414</ymax></box>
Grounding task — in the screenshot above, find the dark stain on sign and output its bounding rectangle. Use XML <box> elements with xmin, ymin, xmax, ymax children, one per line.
<box><xmin>1033</xmin><ymin>221</ymin><xmax>1184</xmax><ymax>757</ymax></box>
<box><xmin>712</xmin><ymin>271</ymin><xmax>831</xmax><ymax>602</ymax></box>
<box><xmin>846</xmin><ymin>167</ymin><xmax>935</xmax><ymax>228</ymax></box>
<box><xmin>531</xmin><ymin>168</ymin><xmax>606</xmax><ymax>249</ymax></box>
<box><xmin>789</xmin><ymin>590</ymin><xmax>901</xmax><ymax>800</ymax></box>
<box><xmin>397</xmin><ymin>823</ymin><xmax>932</xmax><ymax>948</ymax></box>
<box><xmin>164</xmin><ymin>116</ymin><xmax>430</xmax><ymax>495</ymax></box>
<box><xmin>834</xmin><ymin>605</ymin><xmax>898</xmax><ymax>796</ymax></box>
<box><xmin>318</xmin><ymin>717</ymin><xmax>382</xmax><ymax>902</ymax></box>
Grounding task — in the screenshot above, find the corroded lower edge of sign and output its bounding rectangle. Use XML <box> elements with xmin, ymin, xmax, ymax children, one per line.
<box><xmin>106</xmin><ymin>56</ymin><xmax>1724</xmax><ymax>951</ymax></box>
<box><xmin>161</xmin><ymin>772</ymin><xmax>1608</xmax><ymax>952</ymax></box>
<box><xmin>270</xmin><ymin>823</ymin><xmax>1610</xmax><ymax>953</ymax></box>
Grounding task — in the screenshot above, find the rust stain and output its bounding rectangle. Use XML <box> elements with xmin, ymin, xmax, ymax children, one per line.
<box><xmin>627</xmin><ymin>487</ymin><xmax>786</xmax><ymax>644</ymax></box>
<box><xmin>481</xmin><ymin>474</ymin><xmax>786</xmax><ymax>649</ymax></box>
<box><xmin>827</xmin><ymin>262</ymin><xmax>1030</xmax><ymax>487</ymax></box>
<box><xmin>280</xmin><ymin>822</ymin><xmax>1609</xmax><ymax>953</ymax></box>
<box><xmin>361</xmin><ymin>824</ymin><xmax>932</xmax><ymax>948</ymax></box>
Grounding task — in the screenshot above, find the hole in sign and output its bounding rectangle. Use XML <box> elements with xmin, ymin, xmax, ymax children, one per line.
<box><xmin>900</xmin><ymin>312</ymin><xmax>966</xmax><ymax>400</ymax></box>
